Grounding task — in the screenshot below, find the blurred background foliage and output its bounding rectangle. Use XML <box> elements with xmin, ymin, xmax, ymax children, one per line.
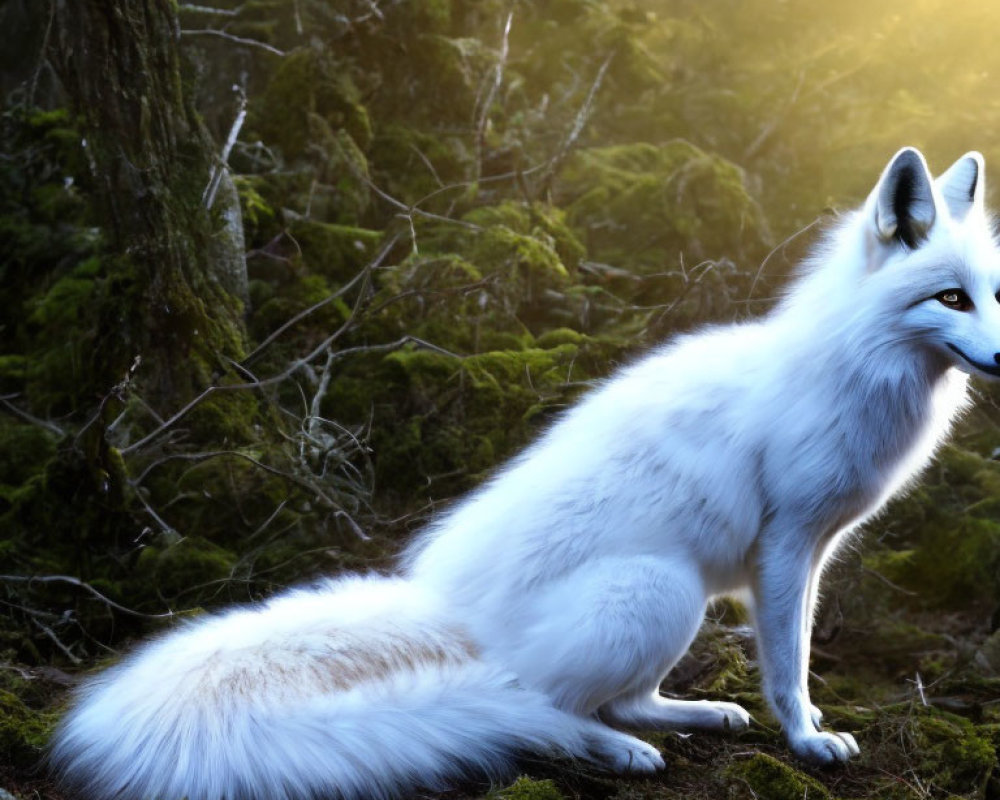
<box><xmin>2</xmin><ymin>0</ymin><xmax>1000</xmax><ymax>797</ymax></box>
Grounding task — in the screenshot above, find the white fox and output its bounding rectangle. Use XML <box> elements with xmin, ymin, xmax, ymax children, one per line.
<box><xmin>51</xmin><ymin>147</ymin><xmax>999</xmax><ymax>800</ymax></box>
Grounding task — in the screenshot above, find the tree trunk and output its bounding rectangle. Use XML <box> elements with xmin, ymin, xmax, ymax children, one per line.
<box><xmin>49</xmin><ymin>0</ymin><xmax>248</xmax><ymax>406</ymax></box>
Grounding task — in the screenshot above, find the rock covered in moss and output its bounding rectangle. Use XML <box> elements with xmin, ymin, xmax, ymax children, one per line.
<box><xmin>725</xmin><ymin>753</ymin><xmax>830</xmax><ymax>800</ymax></box>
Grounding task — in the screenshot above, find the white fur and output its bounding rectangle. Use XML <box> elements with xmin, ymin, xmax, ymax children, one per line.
<box><xmin>50</xmin><ymin>148</ymin><xmax>1000</xmax><ymax>796</ymax></box>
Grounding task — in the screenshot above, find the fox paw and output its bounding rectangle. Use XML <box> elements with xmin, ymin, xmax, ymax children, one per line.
<box><xmin>591</xmin><ymin>731</ymin><xmax>666</xmax><ymax>774</ymax></box>
<box><xmin>790</xmin><ymin>730</ymin><xmax>859</xmax><ymax>766</ymax></box>
<box><xmin>703</xmin><ymin>700</ymin><xmax>751</xmax><ymax>732</ymax></box>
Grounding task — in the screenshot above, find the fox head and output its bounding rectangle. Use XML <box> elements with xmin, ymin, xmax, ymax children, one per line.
<box><xmin>861</xmin><ymin>146</ymin><xmax>1000</xmax><ymax>378</ymax></box>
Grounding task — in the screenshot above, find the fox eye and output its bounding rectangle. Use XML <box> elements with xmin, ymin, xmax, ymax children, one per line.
<box><xmin>935</xmin><ymin>288</ymin><xmax>973</xmax><ymax>311</ymax></box>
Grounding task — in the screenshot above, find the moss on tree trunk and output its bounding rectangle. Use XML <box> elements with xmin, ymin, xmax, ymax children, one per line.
<box><xmin>49</xmin><ymin>0</ymin><xmax>247</xmax><ymax>404</ymax></box>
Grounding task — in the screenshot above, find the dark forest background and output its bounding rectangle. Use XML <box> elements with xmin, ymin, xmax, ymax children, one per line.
<box><xmin>2</xmin><ymin>1</ymin><xmax>1000</xmax><ymax>798</ymax></box>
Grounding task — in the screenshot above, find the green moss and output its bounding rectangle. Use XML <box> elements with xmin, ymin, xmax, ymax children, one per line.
<box><xmin>0</xmin><ymin>422</ymin><xmax>58</xmax><ymax>488</ymax></box>
<box><xmin>369</xmin><ymin>123</ymin><xmax>470</xmax><ymax>206</ymax></box>
<box><xmin>725</xmin><ymin>753</ymin><xmax>830</xmax><ymax>800</ymax></box>
<box><xmin>383</xmin><ymin>0</ymin><xmax>452</xmax><ymax>36</ymax></box>
<box><xmin>252</xmin><ymin>47</ymin><xmax>372</xmax><ymax>160</ymax></box>
<box><xmin>233</xmin><ymin>174</ymin><xmax>279</xmax><ymax>246</ymax></box>
<box><xmin>463</xmin><ymin>202</ymin><xmax>586</xmax><ymax>272</ymax></box>
<box><xmin>360</xmin><ymin>344</ymin><xmax>588</xmax><ymax>505</ymax></box>
<box><xmin>184</xmin><ymin>388</ymin><xmax>259</xmax><ymax>445</ymax></box>
<box><xmin>864</xmin><ymin>446</ymin><xmax>1000</xmax><ymax>611</ymax></box>
<box><xmin>903</xmin><ymin>708</ymin><xmax>998</xmax><ymax>796</ymax></box>
<box><xmin>135</xmin><ymin>536</ymin><xmax>237</xmax><ymax>600</ymax></box>
<box><xmin>490</xmin><ymin>776</ymin><xmax>566</xmax><ymax>800</ymax></box>
<box><xmin>394</xmin><ymin>35</ymin><xmax>492</xmax><ymax>123</ymax></box>
<box><xmin>556</xmin><ymin>141</ymin><xmax>769</xmax><ymax>287</ymax></box>
<box><xmin>305</xmin><ymin>118</ymin><xmax>372</xmax><ymax>224</ymax></box>
<box><xmin>692</xmin><ymin>624</ymin><xmax>753</xmax><ymax>697</ymax></box>
<box><xmin>0</xmin><ymin>688</ymin><xmax>55</xmax><ymax>769</ymax></box>
<box><xmin>536</xmin><ymin>328</ymin><xmax>585</xmax><ymax>348</ymax></box>
<box><xmin>285</xmin><ymin>219</ymin><xmax>380</xmax><ymax>283</ymax></box>
<box><xmin>249</xmin><ymin>274</ymin><xmax>350</xmax><ymax>354</ymax></box>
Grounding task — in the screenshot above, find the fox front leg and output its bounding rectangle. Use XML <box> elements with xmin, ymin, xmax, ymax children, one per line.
<box><xmin>752</xmin><ymin>533</ymin><xmax>859</xmax><ymax>765</ymax></box>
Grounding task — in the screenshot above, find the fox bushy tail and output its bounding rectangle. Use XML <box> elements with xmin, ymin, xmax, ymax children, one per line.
<box><xmin>49</xmin><ymin>576</ymin><xmax>596</xmax><ymax>800</ymax></box>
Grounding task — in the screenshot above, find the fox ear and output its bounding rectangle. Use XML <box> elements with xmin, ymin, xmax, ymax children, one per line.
<box><xmin>871</xmin><ymin>147</ymin><xmax>936</xmax><ymax>248</ymax></box>
<box><xmin>935</xmin><ymin>152</ymin><xmax>984</xmax><ymax>221</ymax></box>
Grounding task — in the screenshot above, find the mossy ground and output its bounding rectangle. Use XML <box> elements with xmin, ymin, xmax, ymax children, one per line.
<box><xmin>4</xmin><ymin>1</ymin><xmax>1000</xmax><ymax>798</ymax></box>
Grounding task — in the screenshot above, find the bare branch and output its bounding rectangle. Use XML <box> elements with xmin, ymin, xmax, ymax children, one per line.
<box><xmin>203</xmin><ymin>87</ymin><xmax>248</xmax><ymax>209</ymax></box>
<box><xmin>746</xmin><ymin>215</ymin><xmax>826</xmax><ymax>303</ymax></box>
<box><xmin>32</xmin><ymin>618</ymin><xmax>82</xmax><ymax>665</ymax></box>
<box><xmin>474</xmin><ymin>12</ymin><xmax>513</xmax><ymax>181</ymax></box>
<box><xmin>27</xmin><ymin>0</ymin><xmax>56</xmax><ymax>111</ymax></box>
<box><xmin>180</xmin><ymin>28</ymin><xmax>285</xmax><ymax>56</ymax></box>
<box><xmin>0</xmin><ymin>394</ymin><xmax>65</xmax><ymax>436</ymax></box>
<box><xmin>308</xmin><ymin>348</ymin><xmax>337</xmax><ymax>441</ymax></box>
<box><xmin>536</xmin><ymin>54</ymin><xmax>614</xmax><ymax>193</ymax></box>
<box><xmin>178</xmin><ymin>3</ymin><xmax>243</xmax><ymax>16</ymax></box>
<box><xmin>242</xmin><ymin>232</ymin><xmax>400</xmax><ymax>366</ymax></box>
<box><xmin>0</xmin><ymin>575</ymin><xmax>177</xmax><ymax>619</ymax></box>
<box><xmin>358</xmin><ymin>171</ymin><xmax>482</xmax><ymax>231</ymax></box>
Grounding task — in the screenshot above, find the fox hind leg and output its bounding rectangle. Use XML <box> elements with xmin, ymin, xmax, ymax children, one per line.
<box><xmin>509</xmin><ymin>556</ymin><xmax>709</xmax><ymax>718</ymax></box>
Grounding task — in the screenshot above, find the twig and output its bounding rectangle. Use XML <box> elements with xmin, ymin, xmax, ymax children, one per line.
<box><xmin>242</xmin><ymin>232</ymin><xmax>399</xmax><ymax>366</ymax></box>
<box><xmin>910</xmin><ymin>672</ymin><xmax>928</xmax><ymax>706</ymax></box>
<box><xmin>249</xmin><ymin>499</ymin><xmax>290</xmax><ymax>539</ymax></box>
<box><xmin>861</xmin><ymin>565</ymin><xmax>918</xmax><ymax>596</ymax></box>
<box><xmin>744</xmin><ymin>69</ymin><xmax>806</xmax><ymax>160</ymax></box>
<box><xmin>0</xmin><ymin>575</ymin><xmax>176</xmax><ymax>619</ymax></box>
<box><xmin>308</xmin><ymin>348</ymin><xmax>337</xmax><ymax>440</ymax></box>
<box><xmin>474</xmin><ymin>12</ymin><xmax>513</xmax><ymax>181</ymax></box>
<box><xmin>536</xmin><ymin>54</ymin><xmax>614</xmax><ymax>193</ymax></box>
<box><xmin>123</xmin><ymin>337</ymin><xmax>429</xmax><ymax>456</ymax></box>
<box><xmin>359</xmin><ymin>171</ymin><xmax>482</xmax><ymax>231</ymax></box>
<box><xmin>178</xmin><ymin>3</ymin><xmax>242</xmax><ymax>15</ymax></box>
<box><xmin>333</xmin><ymin>509</ymin><xmax>370</xmax><ymax>541</ymax></box>
<box><xmin>133</xmin><ymin>486</ymin><xmax>177</xmax><ymax>534</ymax></box>
<box><xmin>412</xmin><ymin>162</ymin><xmax>548</xmax><ymax>209</ymax></box>
<box><xmin>746</xmin><ymin>215</ymin><xmax>826</xmax><ymax>303</ymax></box>
<box><xmin>180</xmin><ymin>28</ymin><xmax>285</xmax><ymax>56</ymax></box>
<box><xmin>0</xmin><ymin>394</ymin><xmax>64</xmax><ymax>436</ymax></box>
<box><xmin>410</xmin><ymin>144</ymin><xmax>444</xmax><ymax>189</ymax></box>
<box><xmin>203</xmin><ymin>86</ymin><xmax>248</xmax><ymax>209</ymax></box>
<box><xmin>31</xmin><ymin>618</ymin><xmax>82</xmax><ymax>665</ymax></box>
<box><xmin>27</xmin><ymin>0</ymin><xmax>56</xmax><ymax>111</ymax></box>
